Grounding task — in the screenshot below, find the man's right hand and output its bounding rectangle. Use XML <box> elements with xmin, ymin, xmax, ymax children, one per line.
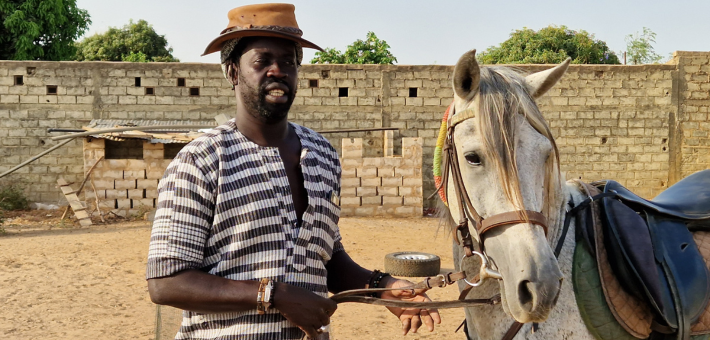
<box><xmin>273</xmin><ymin>282</ymin><xmax>337</xmax><ymax>338</ymax></box>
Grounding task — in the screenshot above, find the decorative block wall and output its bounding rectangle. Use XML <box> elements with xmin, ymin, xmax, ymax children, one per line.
<box><xmin>83</xmin><ymin>138</ymin><xmax>170</xmax><ymax>217</ymax></box>
<box><xmin>1</xmin><ymin>52</ymin><xmax>708</xmax><ymax>207</ymax></box>
<box><xmin>339</xmin><ymin>136</ymin><xmax>423</xmax><ymax>217</ymax></box>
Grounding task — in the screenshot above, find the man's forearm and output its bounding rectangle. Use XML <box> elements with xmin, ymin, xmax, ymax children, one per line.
<box><xmin>325</xmin><ymin>250</ymin><xmax>373</xmax><ymax>293</ymax></box>
<box><xmin>148</xmin><ymin>269</ymin><xmax>259</xmax><ymax>313</ymax></box>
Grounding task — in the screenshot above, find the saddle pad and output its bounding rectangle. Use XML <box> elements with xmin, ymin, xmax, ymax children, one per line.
<box><xmin>691</xmin><ymin>231</ymin><xmax>710</xmax><ymax>335</ymax></box>
<box><xmin>573</xmin><ymin>240</ymin><xmax>638</xmax><ymax>340</ymax></box>
<box><xmin>573</xmin><ymin>242</ymin><xmax>710</xmax><ymax>340</ymax></box>
<box><xmin>580</xmin><ymin>182</ymin><xmax>653</xmax><ymax>338</ymax></box>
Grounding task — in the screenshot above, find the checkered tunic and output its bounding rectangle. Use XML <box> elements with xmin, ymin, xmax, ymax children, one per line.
<box><xmin>147</xmin><ymin>120</ymin><xmax>343</xmax><ymax>340</ymax></box>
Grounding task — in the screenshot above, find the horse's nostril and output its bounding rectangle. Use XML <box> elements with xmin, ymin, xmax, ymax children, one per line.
<box><xmin>518</xmin><ymin>280</ymin><xmax>534</xmax><ymax>312</ymax></box>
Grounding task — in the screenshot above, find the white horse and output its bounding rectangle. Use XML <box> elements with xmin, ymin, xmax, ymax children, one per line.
<box><xmin>439</xmin><ymin>50</ymin><xmax>597</xmax><ymax>339</ymax></box>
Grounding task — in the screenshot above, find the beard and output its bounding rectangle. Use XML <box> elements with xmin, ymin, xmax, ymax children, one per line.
<box><xmin>239</xmin><ymin>72</ymin><xmax>295</xmax><ymax>124</ymax></box>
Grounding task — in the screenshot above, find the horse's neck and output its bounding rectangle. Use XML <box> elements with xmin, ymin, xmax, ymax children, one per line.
<box><xmin>464</xmin><ymin>183</ymin><xmax>594</xmax><ymax>339</ymax></box>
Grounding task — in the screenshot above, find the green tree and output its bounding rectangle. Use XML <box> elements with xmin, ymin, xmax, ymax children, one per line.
<box><xmin>311</xmin><ymin>31</ymin><xmax>397</xmax><ymax>64</ymax></box>
<box><xmin>75</xmin><ymin>19</ymin><xmax>178</xmax><ymax>62</ymax></box>
<box><xmin>478</xmin><ymin>25</ymin><xmax>620</xmax><ymax>65</ymax></box>
<box><xmin>625</xmin><ymin>27</ymin><xmax>662</xmax><ymax>65</ymax></box>
<box><xmin>0</xmin><ymin>0</ymin><xmax>91</xmax><ymax>60</ymax></box>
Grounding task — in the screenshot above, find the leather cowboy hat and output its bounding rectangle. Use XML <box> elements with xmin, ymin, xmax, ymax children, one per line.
<box><xmin>202</xmin><ymin>3</ymin><xmax>323</xmax><ymax>56</ymax></box>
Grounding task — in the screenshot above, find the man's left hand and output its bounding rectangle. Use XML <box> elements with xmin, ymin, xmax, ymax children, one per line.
<box><xmin>380</xmin><ymin>278</ymin><xmax>441</xmax><ymax>335</ymax></box>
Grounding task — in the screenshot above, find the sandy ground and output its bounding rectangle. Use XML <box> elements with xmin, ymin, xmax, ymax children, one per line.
<box><xmin>0</xmin><ymin>213</ymin><xmax>465</xmax><ymax>340</ymax></box>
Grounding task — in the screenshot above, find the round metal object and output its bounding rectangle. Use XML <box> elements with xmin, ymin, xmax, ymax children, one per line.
<box><xmin>462</xmin><ymin>251</ymin><xmax>503</xmax><ymax>287</ymax></box>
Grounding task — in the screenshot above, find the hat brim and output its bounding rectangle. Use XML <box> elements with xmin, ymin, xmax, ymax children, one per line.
<box><xmin>202</xmin><ymin>29</ymin><xmax>323</xmax><ymax>56</ymax></box>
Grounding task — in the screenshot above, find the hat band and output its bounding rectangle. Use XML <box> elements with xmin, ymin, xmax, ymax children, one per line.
<box><xmin>221</xmin><ymin>25</ymin><xmax>303</xmax><ymax>37</ymax></box>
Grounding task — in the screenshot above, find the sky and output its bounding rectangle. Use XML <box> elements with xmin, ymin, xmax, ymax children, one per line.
<box><xmin>75</xmin><ymin>0</ymin><xmax>710</xmax><ymax>65</ymax></box>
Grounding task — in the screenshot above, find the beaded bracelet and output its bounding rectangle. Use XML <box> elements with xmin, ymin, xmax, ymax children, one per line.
<box><xmin>368</xmin><ymin>270</ymin><xmax>391</xmax><ymax>298</ymax></box>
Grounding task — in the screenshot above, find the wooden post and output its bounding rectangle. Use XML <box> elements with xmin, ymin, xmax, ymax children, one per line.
<box><xmin>57</xmin><ymin>178</ymin><xmax>92</xmax><ymax>227</ymax></box>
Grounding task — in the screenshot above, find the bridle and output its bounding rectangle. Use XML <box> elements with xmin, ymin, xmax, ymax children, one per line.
<box><xmin>436</xmin><ymin>103</ymin><xmax>549</xmax><ymax>261</ymax></box>
<box><xmin>331</xmin><ymin>102</ymin><xmax>567</xmax><ymax>340</ymax></box>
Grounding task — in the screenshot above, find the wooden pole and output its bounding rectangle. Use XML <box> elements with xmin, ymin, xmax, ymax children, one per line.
<box><xmin>50</xmin><ymin>125</ymin><xmax>215</xmax><ymax>141</ymax></box>
<box><xmin>76</xmin><ymin>156</ymin><xmax>104</xmax><ymax>196</ymax></box>
<box><xmin>0</xmin><ymin>138</ymin><xmax>75</xmax><ymax>179</ymax></box>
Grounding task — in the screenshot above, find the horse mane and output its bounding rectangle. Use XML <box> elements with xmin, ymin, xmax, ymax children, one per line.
<box><xmin>439</xmin><ymin>66</ymin><xmax>566</xmax><ymax>240</ymax></box>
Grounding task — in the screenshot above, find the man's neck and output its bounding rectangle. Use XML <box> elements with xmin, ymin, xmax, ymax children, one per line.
<box><xmin>234</xmin><ymin>110</ymin><xmax>290</xmax><ymax>147</ymax></box>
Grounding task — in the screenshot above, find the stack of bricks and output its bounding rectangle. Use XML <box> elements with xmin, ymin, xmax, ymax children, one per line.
<box><xmin>339</xmin><ymin>133</ymin><xmax>423</xmax><ymax>217</ymax></box>
<box><xmin>83</xmin><ymin>138</ymin><xmax>170</xmax><ymax>216</ymax></box>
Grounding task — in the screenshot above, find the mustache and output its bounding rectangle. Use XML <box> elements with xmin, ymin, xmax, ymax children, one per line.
<box><xmin>260</xmin><ymin>79</ymin><xmax>291</xmax><ymax>92</ymax></box>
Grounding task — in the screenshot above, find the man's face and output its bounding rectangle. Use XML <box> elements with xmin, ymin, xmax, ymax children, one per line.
<box><xmin>236</xmin><ymin>37</ymin><xmax>298</xmax><ymax>124</ymax></box>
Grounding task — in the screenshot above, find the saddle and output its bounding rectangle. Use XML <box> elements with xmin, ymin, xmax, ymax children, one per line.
<box><xmin>575</xmin><ymin>170</ymin><xmax>710</xmax><ymax>340</ymax></box>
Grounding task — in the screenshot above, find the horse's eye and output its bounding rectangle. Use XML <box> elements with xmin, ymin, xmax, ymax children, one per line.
<box><xmin>464</xmin><ymin>152</ymin><xmax>482</xmax><ymax>166</ymax></box>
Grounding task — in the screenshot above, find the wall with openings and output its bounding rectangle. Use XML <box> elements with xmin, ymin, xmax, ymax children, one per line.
<box><xmin>0</xmin><ymin>51</ymin><xmax>708</xmax><ymax>209</ymax></box>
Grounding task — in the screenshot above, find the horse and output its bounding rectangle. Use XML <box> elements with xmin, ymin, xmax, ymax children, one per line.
<box><xmin>434</xmin><ymin>49</ymin><xmax>710</xmax><ymax>340</ymax></box>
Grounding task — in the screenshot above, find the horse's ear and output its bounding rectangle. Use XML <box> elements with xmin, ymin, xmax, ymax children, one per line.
<box><xmin>525</xmin><ymin>58</ymin><xmax>571</xmax><ymax>98</ymax></box>
<box><xmin>453</xmin><ymin>49</ymin><xmax>480</xmax><ymax>101</ymax></box>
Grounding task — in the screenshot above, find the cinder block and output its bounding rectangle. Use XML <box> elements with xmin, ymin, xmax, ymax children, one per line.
<box><xmin>383</xmin><ymin>130</ymin><xmax>394</xmax><ymax>157</ymax></box>
<box><xmin>340</xmin><ymin>207</ymin><xmax>355</xmax><ymax>217</ymax></box>
<box><xmin>361</xmin><ymin>177</ymin><xmax>381</xmax><ymax>187</ymax></box>
<box><xmin>342</xmin><ymin>158</ymin><xmax>364</xmax><ymax>168</ymax></box>
<box><xmin>136</xmin><ymin>179</ymin><xmax>158</xmax><ymax>189</ymax></box>
<box><xmin>341</xmin><ymin>168</ymin><xmax>357</xmax><ymax>178</ymax></box>
<box><xmin>382</xmin><ymin>196</ymin><xmax>403</xmax><ymax>206</ymax></box>
<box><xmin>378</xmin><ymin>186</ymin><xmax>399</xmax><ymax>197</ymax></box>
<box><xmin>126</xmin><ymin>160</ymin><xmax>147</xmax><ymax>169</ymax></box>
<box><xmin>146</xmin><ymin>169</ymin><xmax>166</xmax><ymax>180</ymax></box>
<box><xmin>403</xmin><ymin>177</ymin><xmax>422</xmax><ymax>187</ymax></box>
<box><xmin>340</xmin><ymin>196</ymin><xmax>361</xmax><ymax>207</ymax></box>
<box><xmin>377</xmin><ymin>166</ymin><xmax>394</xmax><ymax>177</ymax></box>
<box><xmin>94</xmin><ymin>169</ymin><xmax>123</xmax><ymax>179</ymax></box>
<box><xmin>354</xmin><ymin>206</ymin><xmax>376</xmax><ymax>216</ymax></box>
<box><xmin>339</xmin><ymin>187</ymin><xmax>356</xmax><ymax>197</ymax></box>
<box><xmin>395</xmin><ymin>167</ymin><xmax>415</xmax><ymax>177</ymax></box>
<box><xmin>341</xmin><ymin>138</ymin><xmax>363</xmax><ymax>159</ymax></box>
<box><xmin>124</xmin><ymin>170</ymin><xmax>145</xmax><ymax>179</ymax></box>
<box><xmin>133</xmin><ymin>198</ymin><xmax>155</xmax><ymax>209</ymax></box>
<box><xmin>106</xmin><ymin>159</ymin><xmax>128</xmax><ymax>168</ymax></box>
<box><xmin>128</xmin><ymin>189</ymin><xmax>144</xmax><ymax>199</ymax></box>
<box><xmin>92</xmin><ymin>179</ymin><xmax>114</xmax><ymax>190</ymax></box>
<box><xmin>357</xmin><ymin>167</ymin><xmax>378</xmax><ymax>178</ymax></box>
<box><xmin>382</xmin><ymin>177</ymin><xmax>403</xmax><ymax>187</ymax></box>
<box><xmin>341</xmin><ymin>177</ymin><xmax>361</xmax><ymax>188</ymax></box>
<box><xmin>114</xmin><ymin>179</ymin><xmax>136</xmax><ymax>190</ymax></box>
<box><xmin>356</xmin><ymin>187</ymin><xmax>377</xmax><ymax>197</ymax></box>
<box><xmin>362</xmin><ymin>158</ymin><xmax>384</xmax><ymax>167</ymax></box>
<box><xmin>116</xmin><ymin>199</ymin><xmax>131</xmax><ymax>209</ymax></box>
<box><xmin>402</xmin><ymin>137</ymin><xmax>423</xmax><ymax>159</ymax></box>
<box><xmin>404</xmin><ymin>197</ymin><xmax>423</xmax><ymax>207</ymax></box>
<box><xmin>361</xmin><ymin>196</ymin><xmax>382</xmax><ymax>206</ymax></box>
<box><xmin>143</xmin><ymin>149</ymin><xmax>164</xmax><ymax>159</ymax></box>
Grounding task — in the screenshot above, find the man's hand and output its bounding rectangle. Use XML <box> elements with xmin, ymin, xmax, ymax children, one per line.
<box><xmin>273</xmin><ymin>282</ymin><xmax>337</xmax><ymax>339</ymax></box>
<box><xmin>380</xmin><ymin>278</ymin><xmax>442</xmax><ymax>335</ymax></box>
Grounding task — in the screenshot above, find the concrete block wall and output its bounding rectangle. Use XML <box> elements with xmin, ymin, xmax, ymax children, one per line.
<box><xmin>673</xmin><ymin>52</ymin><xmax>710</xmax><ymax>181</ymax></box>
<box><xmin>83</xmin><ymin>138</ymin><xmax>169</xmax><ymax>216</ymax></box>
<box><xmin>534</xmin><ymin>64</ymin><xmax>677</xmax><ymax>198</ymax></box>
<box><xmin>339</xmin><ymin>136</ymin><xmax>423</xmax><ymax>217</ymax></box>
<box><xmin>1</xmin><ymin>52</ymin><xmax>709</xmax><ymax>208</ymax></box>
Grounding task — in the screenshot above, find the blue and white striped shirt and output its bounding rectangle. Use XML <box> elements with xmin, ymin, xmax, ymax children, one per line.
<box><xmin>147</xmin><ymin>119</ymin><xmax>343</xmax><ymax>340</ymax></box>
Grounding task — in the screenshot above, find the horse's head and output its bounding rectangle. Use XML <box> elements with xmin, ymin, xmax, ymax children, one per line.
<box><xmin>444</xmin><ymin>50</ymin><xmax>569</xmax><ymax>323</ymax></box>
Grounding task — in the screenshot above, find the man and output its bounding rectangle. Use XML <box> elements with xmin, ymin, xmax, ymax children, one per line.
<box><xmin>146</xmin><ymin>4</ymin><xmax>440</xmax><ymax>339</ymax></box>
